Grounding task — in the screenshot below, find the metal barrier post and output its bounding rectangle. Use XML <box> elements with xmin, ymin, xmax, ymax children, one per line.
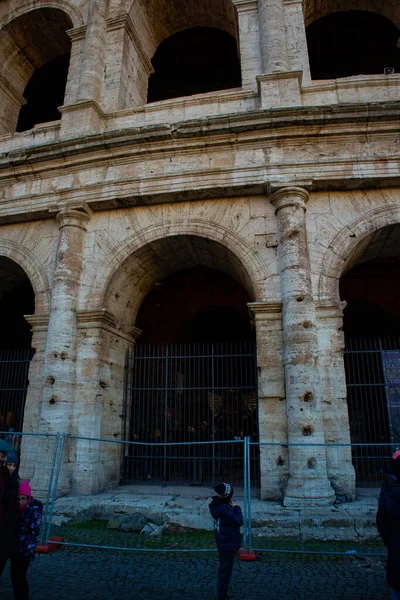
<box><xmin>239</xmin><ymin>436</ymin><xmax>256</xmax><ymax>560</ymax></box>
<box><xmin>38</xmin><ymin>433</ymin><xmax>60</xmax><ymax>544</ymax></box>
<box><xmin>43</xmin><ymin>433</ymin><xmax>66</xmax><ymax>545</ymax></box>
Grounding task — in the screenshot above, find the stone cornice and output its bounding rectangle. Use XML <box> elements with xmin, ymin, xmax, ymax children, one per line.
<box><xmin>1</xmin><ymin>101</ymin><xmax>399</xmax><ymax>174</ymax></box>
<box><xmin>248</xmin><ymin>302</ymin><xmax>282</xmax><ymax>318</ymax></box>
<box><xmin>24</xmin><ymin>314</ymin><xmax>50</xmax><ymax>331</ymax></box>
<box><xmin>0</xmin><ymin>102</ymin><xmax>399</xmax><ymax>224</ymax></box>
<box><xmin>76</xmin><ymin>309</ymin><xmax>142</xmax><ymax>343</ymax></box>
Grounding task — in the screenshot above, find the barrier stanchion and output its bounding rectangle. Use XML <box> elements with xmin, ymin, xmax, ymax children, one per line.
<box><xmin>239</xmin><ymin>436</ymin><xmax>256</xmax><ymax>561</ymax></box>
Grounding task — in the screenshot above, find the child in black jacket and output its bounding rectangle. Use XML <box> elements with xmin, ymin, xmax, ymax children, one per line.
<box><xmin>209</xmin><ymin>482</ymin><xmax>243</xmax><ymax>600</ymax></box>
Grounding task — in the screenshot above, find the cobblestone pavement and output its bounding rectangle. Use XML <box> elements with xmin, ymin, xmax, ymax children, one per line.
<box><xmin>0</xmin><ymin>548</ymin><xmax>391</xmax><ymax>600</ymax></box>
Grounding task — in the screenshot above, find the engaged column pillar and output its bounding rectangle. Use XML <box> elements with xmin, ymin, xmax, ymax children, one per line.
<box><xmin>271</xmin><ymin>187</ymin><xmax>335</xmax><ymax>506</ymax></box>
<box><xmin>41</xmin><ymin>206</ymin><xmax>92</xmax><ymax>435</ymax></box>
<box><xmin>258</xmin><ymin>0</ymin><xmax>289</xmax><ymax>73</ymax></box>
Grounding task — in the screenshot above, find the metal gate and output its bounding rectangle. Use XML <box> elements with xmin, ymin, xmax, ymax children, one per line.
<box><xmin>344</xmin><ymin>336</ymin><xmax>400</xmax><ymax>485</ymax></box>
<box><xmin>122</xmin><ymin>341</ymin><xmax>259</xmax><ymax>486</ymax></box>
<box><xmin>0</xmin><ymin>348</ymin><xmax>34</xmax><ymax>435</ymax></box>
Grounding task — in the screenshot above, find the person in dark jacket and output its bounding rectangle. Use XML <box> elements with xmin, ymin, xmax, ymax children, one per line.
<box><xmin>209</xmin><ymin>482</ymin><xmax>243</xmax><ymax>600</ymax></box>
<box><xmin>10</xmin><ymin>481</ymin><xmax>43</xmax><ymax>600</ymax></box>
<box><xmin>377</xmin><ymin>450</ymin><xmax>400</xmax><ymax>600</ymax></box>
<box><xmin>0</xmin><ymin>441</ymin><xmax>18</xmax><ymax>577</ymax></box>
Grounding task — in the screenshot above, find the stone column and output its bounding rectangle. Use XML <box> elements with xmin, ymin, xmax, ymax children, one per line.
<box><xmin>271</xmin><ymin>186</ymin><xmax>335</xmax><ymax>506</ymax></box>
<box><xmin>104</xmin><ymin>16</ymin><xmax>153</xmax><ymax>111</ymax></box>
<box><xmin>316</xmin><ymin>301</ymin><xmax>355</xmax><ymax>499</ymax></box>
<box><xmin>77</xmin><ymin>0</ymin><xmax>108</xmax><ymax>103</ymax></box>
<box><xmin>248</xmin><ymin>302</ymin><xmax>288</xmax><ymax>500</ymax></box>
<box><xmin>60</xmin><ymin>1</ymin><xmax>108</xmax><ymax>137</ymax></box>
<box><xmin>283</xmin><ymin>0</ymin><xmax>311</xmax><ymax>84</ymax></box>
<box><xmin>232</xmin><ymin>0</ymin><xmax>262</xmax><ymax>91</ymax></box>
<box><xmin>40</xmin><ymin>206</ymin><xmax>92</xmax><ymax>436</ymax></box>
<box><xmin>19</xmin><ymin>315</ymin><xmax>49</xmax><ymax>488</ymax></box>
<box><xmin>258</xmin><ymin>0</ymin><xmax>289</xmax><ymax>74</ymax></box>
<box><xmin>70</xmin><ymin>310</ymin><xmax>141</xmax><ymax>493</ymax></box>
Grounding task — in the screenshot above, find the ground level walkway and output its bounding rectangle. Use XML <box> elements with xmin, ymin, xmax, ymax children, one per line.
<box><xmin>0</xmin><ymin>546</ymin><xmax>390</xmax><ymax>600</ymax></box>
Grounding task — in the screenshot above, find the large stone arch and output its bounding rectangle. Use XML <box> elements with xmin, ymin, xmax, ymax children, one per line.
<box><xmin>0</xmin><ymin>1</ymin><xmax>84</xmax><ymax>29</ymax></box>
<box><xmin>87</xmin><ymin>220</ymin><xmax>273</xmax><ymax>323</ymax></box>
<box><xmin>0</xmin><ymin>3</ymin><xmax>80</xmax><ymax>134</ymax></box>
<box><xmin>304</xmin><ymin>0</ymin><xmax>400</xmax><ymax>30</ymax></box>
<box><xmin>0</xmin><ymin>239</ymin><xmax>51</xmax><ymax>314</ymax></box>
<box><xmin>126</xmin><ymin>0</ymin><xmax>238</xmax><ymax>63</ymax></box>
<box><xmin>317</xmin><ymin>204</ymin><xmax>400</xmax><ymax>302</ymax></box>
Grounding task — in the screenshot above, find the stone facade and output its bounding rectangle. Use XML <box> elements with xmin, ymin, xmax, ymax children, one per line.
<box><xmin>0</xmin><ymin>0</ymin><xmax>399</xmax><ymax>503</ymax></box>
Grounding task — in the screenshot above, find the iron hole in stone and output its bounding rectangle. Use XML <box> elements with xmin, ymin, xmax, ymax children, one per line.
<box><xmin>302</xmin><ymin>425</ymin><xmax>313</xmax><ymax>436</ymax></box>
<box><xmin>303</xmin><ymin>392</ymin><xmax>313</xmax><ymax>402</ymax></box>
<box><xmin>46</xmin><ymin>376</ymin><xmax>55</xmax><ymax>385</ymax></box>
<box><xmin>276</xmin><ymin>456</ymin><xmax>285</xmax><ymax>466</ymax></box>
<box><xmin>99</xmin><ymin>380</ymin><xmax>108</xmax><ymax>389</ymax></box>
<box><xmin>302</xmin><ymin>321</ymin><xmax>313</xmax><ymax>329</ymax></box>
<box><xmin>60</xmin><ymin>352</ymin><xmax>68</xmax><ymax>360</ymax></box>
<box><xmin>307</xmin><ymin>457</ymin><xmax>316</xmax><ymax>469</ymax></box>
<box><xmin>296</xmin><ymin>296</ymin><xmax>304</xmax><ymax>302</ymax></box>
<box><xmin>49</xmin><ymin>397</ymin><xmax>56</xmax><ymax>405</ymax></box>
<box><xmin>52</xmin><ymin>352</ymin><xmax>58</xmax><ymax>358</ymax></box>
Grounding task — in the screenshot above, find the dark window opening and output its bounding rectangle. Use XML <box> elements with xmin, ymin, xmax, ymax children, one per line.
<box><xmin>16</xmin><ymin>53</ymin><xmax>70</xmax><ymax>132</ymax></box>
<box><xmin>307</xmin><ymin>10</ymin><xmax>400</xmax><ymax>80</ymax></box>
<box><xmin>147</xmin><ymin>27</ymin><xmax>242</xmax><ymax>103</ymax></box>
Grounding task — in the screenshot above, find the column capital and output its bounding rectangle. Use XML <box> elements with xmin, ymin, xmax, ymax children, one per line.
<box><xmin>270</xmin><ymin>186</ymin><xmax>310</xmax><ymax>213</ymax></box>
<box><xmin>76</xmin><ymin>310</ymin><xmax>142</xmax><ymax>344</ymax></box>
<box><xmin>52</xmin><ymin>204</ymin><xmax>92</xmax><ymax>230</ymax></box>
<box><xmin>231</xmin><ymin>0</ymin><xmax>258</xmax><ymax>10</ymax></box>
<box><xmin>248</xmin><ymin>301</ymin><xmax>282</xmax><ymax>320</ymax></box>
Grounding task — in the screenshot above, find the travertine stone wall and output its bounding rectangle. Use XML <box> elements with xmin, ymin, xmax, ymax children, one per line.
<box><xmin>0</xmin><ymin>0</ymin><xmax>398</xmax><ymax>501</ymax></box>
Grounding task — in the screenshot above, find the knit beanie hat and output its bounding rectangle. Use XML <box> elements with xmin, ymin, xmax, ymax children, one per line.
<box><xmin>18</xmin><ymin>481</ymin><xmax>32</xmax><ymax>498</ymax></box>
<box><xmin>214</xmin><ymin>482</ymin><xmax>233</xmax><ymax>500</ymax></box>
<box><xmin>7</xmin><ymin>451</ymin><xmax>18</xmax><ymax>465</ymax></box>
<box><xmin>392</xmin><ymin>450</ymin><xmax>400</xmax><ymax>477</ymax></box>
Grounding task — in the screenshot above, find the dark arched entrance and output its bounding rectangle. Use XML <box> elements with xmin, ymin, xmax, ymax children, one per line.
<box><xmin>0</xmin><ymin>257</ymin><xmax>35</xmax><ymax>433</ymax></box>
<box><xmin>123</xmin><ymin>266</ymin><xmax>258</xmax><ymax>486</ymax></box>
<box><xmin>340</xmin><ymin>225</ymin><xmax>400</xmax><ymax>483</ymax></box>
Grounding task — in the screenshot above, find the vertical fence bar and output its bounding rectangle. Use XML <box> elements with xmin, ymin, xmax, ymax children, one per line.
<box><xmin>44</xmin><ymin>433</ymin><xmax>66</xmax><ymax>545</ymax></box>
<box><xmin>39</xmin><ymin>433</ymin><xmax>60</xmax><ymax>544</ymax></box>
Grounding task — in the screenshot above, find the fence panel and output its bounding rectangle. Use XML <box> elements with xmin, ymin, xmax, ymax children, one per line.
<box><xmin>47</xmin><ymin>436</ymin><xmax>248</xmax><ymax>553</ymax></box>
<box><xmin>248</xmin><ymin>441</ymin><xmax>392</xmax><ymax>555</ymax></box>
<box><xmin>0</xmin><ymin>430</ymin><xmax>60</xmax><ymax>543</ymax></box>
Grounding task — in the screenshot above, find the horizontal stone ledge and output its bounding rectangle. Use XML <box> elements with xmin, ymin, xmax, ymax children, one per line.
<box><xmin>1</xmin><ymin>100</ymin><xmax>399</xmax><ymax>171</ymax></box>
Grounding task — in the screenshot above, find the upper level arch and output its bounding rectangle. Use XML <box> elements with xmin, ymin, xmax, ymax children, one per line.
<box><xmin>86</xmin><ymin>220</ymin><xmax>272</xmax><ymax>325</ymax></box>
<box><xmin>304</xmin><ymin>0</ymin><xmax>400</xmax><ymax>30</ymax></box>
<box><xmin>0</xmin><ymin>238</ymin><xmax>51</xmax><ymax>316</ymax></box>
<box><xmin>317</xmin><ymin>204</ymin><xmax>400</xmax><ymax>303</ymax></box>
<box><xmin>0</xmin><ymin>4</ymin><xmax>77</xmax><ymax>135</ymax></box>
<box><xmin>128</xmin><ymin>0</ymin><xmax>238</xmax><ymax>57</ymax></box>
<box><xmin>306</xmin><ymin>7</ymin><xmax>400</xmax><ymax>80</ymax></box>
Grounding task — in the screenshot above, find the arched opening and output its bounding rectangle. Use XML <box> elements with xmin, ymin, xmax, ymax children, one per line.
<box><xmin>0</xmin><ymin>8</ymin><xmax>72</xmax><ymax>134</ymax></box>
<box><xmin>0</xmin><ymin>257</ymin><xmax>35</xmax><ymax>433</ymax></box>
<box><xmin>307</xmin><ymin>10</ymin><xmax>400</xmax><ymax>80</ymax></box>
<box><xmin>339</xmin><ymin>224</ymin><xmax>400</xmax><ymax>483</ymax></box>
<box><xmin>16</xmin><ymin>53</ymin><xmax>70</xmax><ymax>132</ymax></box>
<box><xmin>147</xmin><ymin>27</ymin><xmax>241</xmax><ymax>102</ymax></box>
<box><xmin>110</xmin><ymin>235</ymin><xmax>259</xmax><ymax>486</ymax></box>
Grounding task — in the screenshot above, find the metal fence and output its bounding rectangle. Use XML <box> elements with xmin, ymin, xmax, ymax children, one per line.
<box><xmin>0</xmin><ymin>348</ymin><xmax>34</xmax><ymax>433</ymax></box>
<box><xmin>2</xmin><ymin>433</ymin><xmax>395</xmax><ymax>555</ymax></box>
<box><xmin>123</xmin><ymin>342</ymin><xmax>259</xmax><ymax>487</ymax></box>
<box><xmin>344</xmin><ymin>336</ymin><xmax>400</xmax><ymax>485</ymax></box>
<box><xmin>0</xmin><ymin>430</ymin><xmax>60</xmax><ymax>544</ymax></box>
